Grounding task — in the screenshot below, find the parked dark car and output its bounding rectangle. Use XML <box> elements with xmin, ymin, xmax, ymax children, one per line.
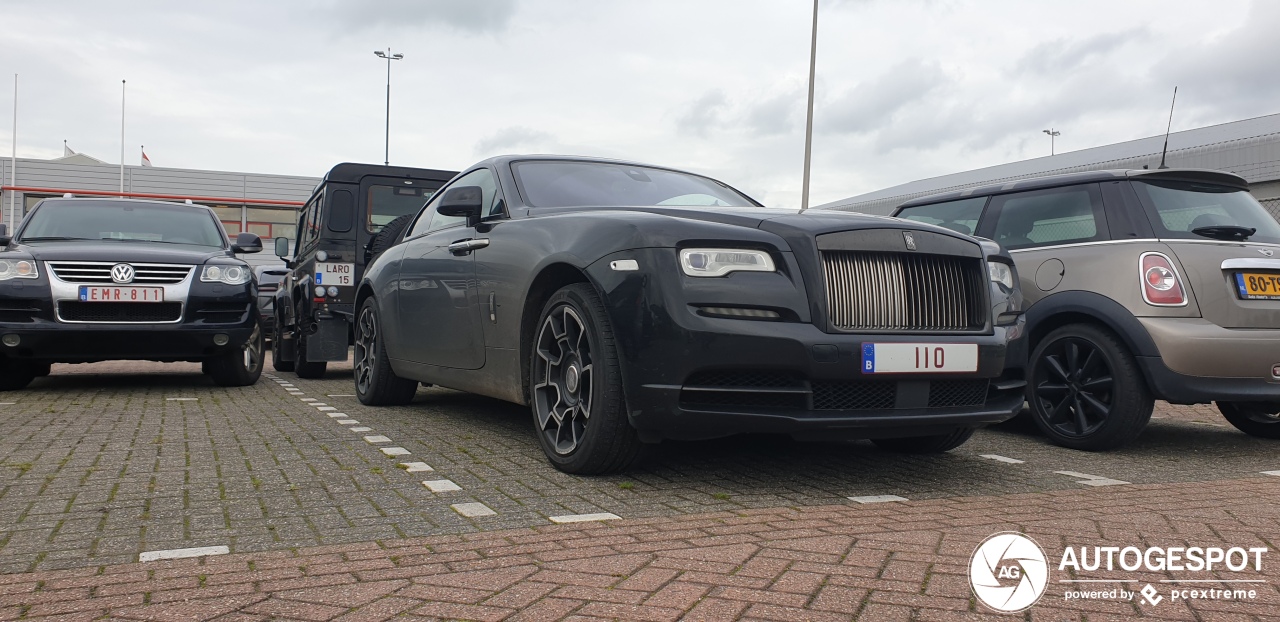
<box><xmin>893</xmin><ymin>168</ymin><xmax>1280</xmax><ymax>449</ymax></box>
<box><xmin>271</xmin><ymin>163</ymin><xmax>457</xmax><ymax>378</ymax></box>
<box><xmin>353</xmin><ymin>155</ymin><xmax>1028</xmax><ymax>473</ymax></box>
<box><xmin>255</xmin><ymin>267</ymin><xmax>288</xmax><ymax>339</ymax></box>
<box><xmin>0</xmin><ymin>198</ymin><xmax>265</xmax><ymax>389</ymax></box>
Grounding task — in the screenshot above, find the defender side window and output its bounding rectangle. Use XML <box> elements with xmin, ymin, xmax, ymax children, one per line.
<box><xmin>298</xmin><ymin>192</ymin><xmax>324</xmax><ymax>253</ymax></box>
<box><xmin>895</xmin><ymin>197</ymin><xmax>986</xmax><ymax>236</ymax></box>
<box><xmin>986</xmin><ymin>184</ymin><xmax>1108</xmax><ymax>250</ymax></box>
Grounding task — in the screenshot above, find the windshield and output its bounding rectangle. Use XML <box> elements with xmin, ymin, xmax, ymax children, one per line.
<box><xmin>368</xmin><ymin>185</ymin><xmax>436</xmax><ymax>233</ymax></box>
<box><xmin>1133</xmin><ymin>180</ymin><xmax>1280</xmax><ymax>245</ymax></box>
<box><xmin>511</xmin><ymin>160</ymin><xmax>756</xmax><ymax>208</ymax></box>
<box><xmin>19</xmin><ymin>201</ymin><xmax>225</xmax><ymax>247</ymax></box>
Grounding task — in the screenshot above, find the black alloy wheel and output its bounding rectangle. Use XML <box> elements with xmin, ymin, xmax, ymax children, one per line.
<box><xmin>530</xmin><ymin>283</ymin><xmax>644</xmax><ymax>474</ymax></box>
<box><xmin>354</xmin><ymin>297</ymin><xmax>417</xmax><ymax>405</ymax></box>
<box><xmin>1217</xmin><ymin>401</ymin><xmax>1280</xmax><ymax>439</ymax></box>
<box><xmin>1028</xmin><ymin>323</ymin><xmax>1152</xmax><ymax>450</ymax></box>
<box><xmin>207</xmin><ymin>324</ymin><xmax>264</xmax><ymax>387</ymax></box>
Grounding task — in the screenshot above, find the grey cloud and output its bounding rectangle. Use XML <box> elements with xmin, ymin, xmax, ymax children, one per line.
<box><xmin>745</xmin><ymin>90</ymin><xmax>801</xmax><ymax>136</ymax></box>
<box><xmin>1015</xmin><ymin>29</ymin><xmax>1145</xmax><ymax>76</ymax></box>
<box><xmin>821</xmin><ymin>59</ymin><xmax>946</xmax><ymax>135</ymax></box>
<box><xmin>474</xmin><ymin>127</ymin><xmax>557</xmax><ymax>157</ymax></box>
<box><xmin>333</xmin><ymin>0</ymin><xmax>517</xmax><ymax>34</ymax></box>
<box><xmin>676</xmin><ymin>90</ymin><xmax>729</xmax><ymax>137</ymax></box>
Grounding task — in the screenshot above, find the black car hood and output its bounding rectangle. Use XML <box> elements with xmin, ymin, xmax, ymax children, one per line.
<box><xmin>11</xmin><ymin>241</ymin><xmax>229</xmax><ymax>264</ymax></box>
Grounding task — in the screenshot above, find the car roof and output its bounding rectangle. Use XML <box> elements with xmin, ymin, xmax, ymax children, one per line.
<box><xmin>34</xmin><ymin>197</ymin><xmax>215</xmax><ymax>210</ymax></box>
<box><xmin>895</xmin><ymin>168</ymin><xmax>1250</xmax><ymax>210</ymax></box>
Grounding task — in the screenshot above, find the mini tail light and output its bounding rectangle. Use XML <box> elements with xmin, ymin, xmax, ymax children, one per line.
<box><xmin>1140</xmin><ymin>252</ymin><xmax>1186</xmax><ymax>306</ymax></box>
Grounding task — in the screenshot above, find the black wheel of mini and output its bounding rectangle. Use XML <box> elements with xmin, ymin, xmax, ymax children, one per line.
<box><xmin>293</xmin><ymin>326</ymin><xmax>328</xmax><ymax>379</ymax></box>
<box><xmin>1217</xmin><ymin>401</ymin><xmax>1280</xmax><ymax>439</ymax></box>
<box><xmin>271</xmin><ymin>314</ymin><xmax>295</xmax><ymax>372</ymax></box>
<box><xmin>530</xmin><ymin>283</ymin><xmax>644</xmax><ymax>475</ymax></box>
<box><xmin>367</xmin><ymin>213</ymin><xmax>413</xmax><ymax>262</ymax></box>
<box><xmin>354</xmin><ymin>297</ymin><xmax>417</xmax><ymax>406</ymax></box>
<box><xmin>1028</xmin><ymin>323</ymin><xmax>1152</xmax><ymax>450</ymax></box>
<box><xmin>0</xmin><ymin>360</ymin><xmax>35</xmax><ymax>391</ymax></box>
<box><xmin>871</xmin><ymin>428</ymin><xmax>975</xmax><ymax>453</ymax></box>
<box><xmin>207</xmin><ymin>325</ymin><xmax>265</xmax><ymax>387</ymax></box>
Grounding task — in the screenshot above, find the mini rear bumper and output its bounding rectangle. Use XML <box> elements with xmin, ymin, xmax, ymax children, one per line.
<box><xmin>1138</xmin><ymin>317</ymin><xmax>1280</xmax><ymax>404</ymax></box>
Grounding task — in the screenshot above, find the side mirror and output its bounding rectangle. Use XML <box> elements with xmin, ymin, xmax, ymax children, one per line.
<box><xmin>273</xmin><ymin>236</ymin><xmax>290</xmax><ymax>258</ymax></box>
<box><xmin>437</xmin><ymin>186</ymin><xmax>484</xmax><ymax>225</ymax></box>
<box><xmin>231</xmin><ymin>232</ymin><xmax>263</xmax><ymax>254</ymax></box>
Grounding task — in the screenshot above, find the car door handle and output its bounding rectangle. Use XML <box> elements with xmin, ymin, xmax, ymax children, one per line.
<box><xmin>447</xmin><ymin>238</ymin><xmax>490</xmax><ymax>255</ymax></box>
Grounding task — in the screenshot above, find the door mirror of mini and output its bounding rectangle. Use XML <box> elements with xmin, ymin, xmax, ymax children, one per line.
<box><xmin>437</xmin><ymin>185</ymin><xmax>484</xmax><ymax>225</ymax></box>
<box><xmin>273</xmin><ymin>236</ymin><xmax>290</xmax><ymax>258</ymax></box>
<box><xmin>232</xmin><ymin>232</ymin><xmax>263</xmax><ymax>254</ymax></box>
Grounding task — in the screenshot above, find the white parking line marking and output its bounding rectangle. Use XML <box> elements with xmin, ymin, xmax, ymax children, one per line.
<box><xmin>363</xmin><ymin>435</ymin><xmax>391</xmax><ymax>443</ymax></box>
<box><xmin>139</xmin><ymin>545</ymin><xmax>229</xmax><ymax>562</ymax></box>
<box><xmin>1055</xmin><ymin>471</ymin><xmax>1131</xmax><ymax>486</ymax></box>
<box><xmin>326</xmin><ymin>412</ymin><xmax>347</xmax><ymax>418</ymax></box>
<box><xmin>310</xmin><ymin>403</ymin><xmax>328</xmax><ymax>407</ymax></box>
<box><xmin>399</xmin><ymin>462</ymin><xmax>434</xmax><ymax>472</ymax></box>
<box><xmin>166</xmin><ymin>398</ymin><xmax>198</xmax><ymax>401</ymax></box>
<box><xmin>317</xmin><ymin>406</ymin><xmax>337</xmax><ymax>411</ymax></box>
<box><xmin>422</xmin><ymin>479</ymin><xmax>462</xmax><ymax>492</ymax></box>
<box><xmin>328</xmin><ymin>394</ymin><xmax>356</xmax><ymax>397</ymax></box>
<box><xmin>336</xmin><ymin>419</ymin><xmax>358</xmax><ymax>425</ymax></box>
<box><xmin>848</xmin><ymin>495</ymin><xmax>908</xmax><ymax>504</ymax></box>
<box><xmin>549</xmin><ymin>513</ymin><xmax>621</xmax><ymax>524</ymax></box>
<box><xmin>0</xmin><ymin>402</ymin><xmax>14</xmax><ymax>405</ymax></box>
<box><xmin>451</xmin><ymin>502</ymin><xmax>495</xmax><ymax>517</ymax></box>
<box><xmin>349</xmin><ymin>427</ymin><xmax>372</xmax><ymax>432</ymax></box>
<box><xmin>1262</xmin><ymin>471</ymin><xmax>1280</xmax><ymax>477</ymax></box>
<box><xmin>299</xmin><ymin>398</ymin><xmax>317</xmax><ymax>402</ymax></box>
<box><xmin>1190</xmin><ymin>421</ymin><xmax>1226</xmax><ymax>427</ymax></box>
<box><xmin>381</xmin><ymin>447</ymin><xmax>411</xmax><ymax>456</ymax></box>
<box><xmin>980</xmin><ymin>454</ymin><xmax>1024</xmax><ymax>464</ymax></box>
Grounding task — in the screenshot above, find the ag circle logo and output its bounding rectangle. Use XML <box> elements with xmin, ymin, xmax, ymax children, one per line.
<box><xmin>970</xmin><ymin>532</ymin><xmax>1049</xmax><ymax>613</ymax></box>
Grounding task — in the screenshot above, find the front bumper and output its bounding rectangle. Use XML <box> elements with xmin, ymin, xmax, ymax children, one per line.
<box><xmin>1138</xmin><ymin>317</ymin><xmax>1280</xmax><ymax>404</ymax></box>
<box><xmin>588</xmin><ymin>249</ymin><xmax>1027</xmax><ymax>441</ymax></box>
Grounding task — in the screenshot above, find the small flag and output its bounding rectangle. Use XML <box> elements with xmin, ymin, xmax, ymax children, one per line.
<box><xmin>141</xmin><ymin>146</ymin><xmax>152</xmax><ymax>167</ymax></box>
<box><xmin>63</xmin><ymin>140</ymin><xmax>75</xmax><ymax>156</ymax></box>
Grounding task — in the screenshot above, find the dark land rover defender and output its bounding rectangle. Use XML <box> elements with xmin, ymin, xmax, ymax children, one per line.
<box><xmin>271</xmin><ymin>163</ymin><xmax>457</xmax><ymax>377</ymax></box>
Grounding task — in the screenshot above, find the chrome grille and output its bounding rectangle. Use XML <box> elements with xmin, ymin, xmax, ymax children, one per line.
<box><xmin>48</xmin><ymin>262</ymin><xmax>193</xmax><ymax>284</ymax></box>
<box><xmin>822</xmin><ymin>251</ymin><xmax>986</xmax><ymax>332</ymax></box>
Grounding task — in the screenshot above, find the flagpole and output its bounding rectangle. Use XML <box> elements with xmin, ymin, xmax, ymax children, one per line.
<box><xmin>798</xmin><ymin>0</ymin><xmax>819</xmax><ymax>212</ymax></box>
<box><xmin>119</xmin><ymin>80</ymin><xmax>125</xmax><ymax>194</ymax></box>
<box><xmin>9</xmin><ymin>74</ymin><xmax>16</xmax><ymax>230</ymax></box>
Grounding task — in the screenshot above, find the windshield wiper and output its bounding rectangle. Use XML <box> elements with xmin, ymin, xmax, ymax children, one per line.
<box><xmin>17</xmin><ymin>236</ymin><xmax>94</xmax><ymax>242</ymax></box>
<box><xmin>1192</xmin><ymin>225</ymin><xmax>1256</xmax><ymax>241</ymax></box>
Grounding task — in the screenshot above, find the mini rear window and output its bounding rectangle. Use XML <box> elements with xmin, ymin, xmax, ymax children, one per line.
<box><xmin>1132</xmin><ymin>180</ymin><xmax>1280</xmax><ymax>245</ymax></box>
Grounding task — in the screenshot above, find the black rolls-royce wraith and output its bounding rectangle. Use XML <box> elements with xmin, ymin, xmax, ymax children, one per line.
<box><xmin>354</xmin><ymin>156</ymin><xmax>1028</xmax><ymax>473</ymax></box>
<box><xmin>0</xmin><ymin>198</ymin><xmax>265</xmax><ymax>389</ymax></box>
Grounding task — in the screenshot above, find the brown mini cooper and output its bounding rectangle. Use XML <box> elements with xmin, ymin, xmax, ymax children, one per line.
<box><xmin>893</xmin><ymin>168</ymin><xmax>1280</xmax><ymax>450</ymax></box>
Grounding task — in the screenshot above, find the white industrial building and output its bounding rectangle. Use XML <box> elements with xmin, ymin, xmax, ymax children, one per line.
<box><xmin>818</xmin><ymin>113</ymin><xmax>1280</xmax><ymax>221</ymax></box>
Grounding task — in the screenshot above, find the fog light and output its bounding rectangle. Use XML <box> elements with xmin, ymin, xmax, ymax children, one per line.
<box><xmin>313</xmin><ymin>285</ymin><xmax>326</xmax><ymax>297</ymax></box>
<box><xmin>212</xmin><ymin>334</ymin><xmax>230</xmax><ymax>346</ymax></box>
<box><xmin>1</xmin><ymin>334</ymin><xmax>19</xmax><ymax>347</ymax></box>
<box><xmin>327</xmin><ymin>286</ymin><xmax>339</xmax><ymax>297</ymax></box>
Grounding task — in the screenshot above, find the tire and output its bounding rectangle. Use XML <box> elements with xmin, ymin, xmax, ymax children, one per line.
<box><xmin>530</xmin><ymin>283</ymin><xmax>644</xmax><ymax>474</ymax></box>
<box><xmin>271</xmin><ymin>319</ymin><xmax>295</xmax><ymax>372</ymax></box>
<box><xmin>1217</xmin><ymin>401</ymin><xmax>1280</xmax><ymax>439</ymax></box>
<box><xmin>0</xmin><ymin>360</ymin><xmax>35</xmax><ymax>391</ymax></box>
<box><xmin>367</xmin><ymin>214</ymin><xmax>413</xmax><ymax>262</ymax></box>
<box><xmin>354</xmin><ymin>297</ymin><xmax>417</xmax><ymax>406</ymax></box>
<box><xmin>293</xmin><ymin>332</ymin><xmax>328</xmax><ymax>379</ymax></box>
<box><xmin>206</xmin><ymin>325</ymin><xmax>265</xmax><ymax>387</ymax></box>
<box><xmin>871</xmin><ymin>428</ymin><xmax>974</xmax><ymax>453</ymax></box>
<box><xmin>1027</xmin><ymin>323</ymin><xmax>1152</xmax><ymax>450</ymax></box>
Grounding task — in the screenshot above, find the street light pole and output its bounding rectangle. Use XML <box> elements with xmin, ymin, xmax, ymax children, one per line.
<box><xmin>373</xmin><ymin>48</ymin><xmax>403</xmax><ymax>166</ymax></box>
<box><xmin>1042</xmin><ymin>128</ymin><xmax>1060</xmax><ymax>156</ymax></box>
<box><xmin>798</xmin><ymin>0</ymin><xmax>819</xmax><ymax>213</ymax></box>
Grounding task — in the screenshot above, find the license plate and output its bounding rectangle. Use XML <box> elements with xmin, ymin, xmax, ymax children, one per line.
<box><xmin>861</xmin><ymin>343</ymin><xmax>978</xmax><ymax>374</ymax></box>
<box><xmin>78</xmin><ymin>286</ymin><xmax>164</xmax><ymax>302</ymax></box>
<box><xmin>315</xmin><ymin>262</ymin><xmax>354</xmax><ymax>287</ymax></box>
<box><xmin>1235</xmin><ymin>272</ymin><xmax>1280</xmax><ymax>300</ymax></box>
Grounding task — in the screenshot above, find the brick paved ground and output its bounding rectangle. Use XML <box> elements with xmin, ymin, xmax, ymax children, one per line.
<box><xmin>0</xmin><ymin>477</ymin><xmax>1277</xmax><ymax>620</ymax></box>
<box><xmin>3</xmin><ymin>359</ymin><xmax>1280</xmax><ymax>619</ymax></box>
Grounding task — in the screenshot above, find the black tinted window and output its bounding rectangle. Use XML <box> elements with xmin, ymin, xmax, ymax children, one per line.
<box><xmin>1132</xmin><ymin>180</ymin><xmax>1280</xmax><ymax>245</ymax></box>
<box><xmin>988</xmin><ymin>185</ymin><xmax>1107</xmax><ymax>250</ymax></box>
<box><xmin>896</xmin><ymin>197</ymin><xmax>986</xmax><ymax>236</ymax></box>
<box><xmin>511</xmin><ymin>160</ymin><xmax>754</xmax><ymax>208</ymax></box>
<box><xmin>368</xmin><ymin>185</ymin><xmax>437</xmax><ymax>233</ymax></box>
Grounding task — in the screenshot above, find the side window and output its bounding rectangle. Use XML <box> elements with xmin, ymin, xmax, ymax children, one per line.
<box><xmin>408</xmin><ymin>168</ymin><xmax>502</xmax><ymax>238</ymax></box>
<box><xmin>987</xmin><ymin>184</ymin><xmax>1108</xmax><ymax>250</ymax></box>
<box><xmin>298</xmin><ymin>192</ymin><xmax>324</xmax><ymax>252</ymax></box>
<box><xmin>895</xmin><ymin>197</ymin><xmax>986</xmax><ymax>236</ymax></box>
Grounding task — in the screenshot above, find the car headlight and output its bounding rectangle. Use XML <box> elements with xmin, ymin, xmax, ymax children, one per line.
<box><xmin>0</xmin><ymin>259</ymin><xmax>39</xmax><ymax>281</ymax></box>
<box><xmin>679</xmin><ymin>248</ymin><xmax>775</xmax><ymax>277</ymax></box>
<box><xmin>200</xmin><ymin>264</ymin><xmax>251</xmax><ymax>285</ymax></box>
<box><xmin>988</xmin><ymin>261</ymin><xmax>1015</xmax><ymax>291</ymax></box>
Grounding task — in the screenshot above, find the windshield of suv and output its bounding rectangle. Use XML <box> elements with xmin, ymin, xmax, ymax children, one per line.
<box><xmin>18</xmin><ymin>201</ymin><xmax>225</xmax><ymax>247</ymax></box>
<box><xmin>1133</xmin><ymin>180</ymin><xmax>1280</xmax><ymax>245</ymax></box>
<box><xmin>511</xmin><ymin>160</ymin><xmax>756</xmax><ymax>208</ymax></box>
<box><xmin>368</xmin><ymin>185</ymin><xmax>437</xmax><ymax>233</ymax></box>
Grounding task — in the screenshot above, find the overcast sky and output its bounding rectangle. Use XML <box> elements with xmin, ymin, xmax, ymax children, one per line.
<box><xmin>2</xmin><ymin>0</ymin><xmax>1276</xmax><ymax>207</ymax></box>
